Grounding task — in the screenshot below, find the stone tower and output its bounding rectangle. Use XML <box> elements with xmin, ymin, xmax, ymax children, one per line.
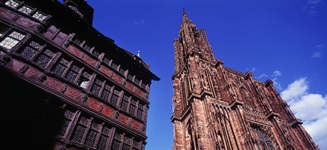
<box><xmin>170</xmin><ymin>10</ymin><xmax>318</xmax><ymax>150</ymax></box>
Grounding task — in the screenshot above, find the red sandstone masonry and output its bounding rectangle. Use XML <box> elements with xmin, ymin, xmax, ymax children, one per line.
<box><xmin>64</xmin><ymin>86</ymin><xmax>83</xmax><ymax>100</ymax></box>
<box><xmin>81</xmin><ymin>53</ymin><xmax>97</xmax><ymax>67</ymax></box>
<box><xmin>101</xmin><ymin>105</ymin><xmax>115</xmax><ymax>117</ymax></box>
<box><xmin>24</xmin><ymin>67</ymin><xmax>40</xmax><ymax>78</ymax></box>
<box><xmin>67</xmin><ymin>45</ymin><xmax>83</xmax><ymax>58</ymax></box>
<box><xmin>111</xmin><ymin>72</ymin><xmax>123</xmax><ymax>84</ymax></box>
<box><xmin>99</xmin><ymin>65</ymin><xmax>112</xmax><ymax>76</ymax></box>
<box><xmin>87</xmin><ymin>98</ymin><xmax>102</xmax><ymax>111</ymax></box>
<box><xmin>11</xmin><ymin>60</ymin><xmax>25</xmax><ymax>72</ymax></box>
<box><xmin>46</xmin><ymin>77</ymin><xmax>65</xmax><ymax>92</ymax></box>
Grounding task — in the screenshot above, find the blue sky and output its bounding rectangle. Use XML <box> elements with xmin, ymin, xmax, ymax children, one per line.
<box><xmin>81</xmin><ymin>0</ymin><xmax>326</xmax><ymax>149</ymax></box>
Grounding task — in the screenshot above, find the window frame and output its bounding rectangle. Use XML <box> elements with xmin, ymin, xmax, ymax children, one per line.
<box><xmin>0</xmin><ymin>30</ymin><xmax>26</xmax><ymax>50</ymax></box>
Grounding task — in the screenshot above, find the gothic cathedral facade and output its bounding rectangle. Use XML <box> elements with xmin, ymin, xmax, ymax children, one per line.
<box><xmin>171</xmin><ymin>11</ymin><xmax>318</xmax><ymax>150</ymax></box>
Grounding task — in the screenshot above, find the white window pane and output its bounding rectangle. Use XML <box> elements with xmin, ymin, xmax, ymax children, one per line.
<box><xmin>32</xmin><ymin>11</ymin><xmax>47</xmax><ymax>22</ymax></box>
<box><xmin>0</xmin><ymin>37</ymin><xmax>19</xmax><ymax>49</ymax></box>
<box><xmin>9</xmin><ymin>31</ymin><xmax>25</xmax><ymax>40</ymax></box>
<box><xmin>18</xmin><ymin>6</ymin><xmax>32</xmax><ymax>15</ymax></box>
<box><xmin>80</xmin><ymin>81</ymin><xmax>89</xmax><ymax>89</ymax></box>
<box><xmin>5</xmin><ymin>0</ymin><xmax>19</xmax><ymax>8</ymax></box>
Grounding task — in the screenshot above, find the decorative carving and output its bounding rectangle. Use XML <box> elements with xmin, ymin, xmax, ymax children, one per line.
<box><xmin>19</xmin><ymin>65</ymin><xmax>29</xmax><ymax>74</ymax></box>
<box><xmin>37</xmin><ymin>73</ymin><xmax>47</xmax><ymax>83</ymax></box>
<box><xmin>1</xmin><ymin>55</ymin><xmax>11</xmax><ymax>64</ymax></box>
<box><xmin>115</xmin><ymin>111</ymin><xmax>119</xmax><ymax>119</ymax></box>
<box><xmin>61</xmin><ymin>85</ymin><xmax>67</xmax><ymax>93</ymax></box>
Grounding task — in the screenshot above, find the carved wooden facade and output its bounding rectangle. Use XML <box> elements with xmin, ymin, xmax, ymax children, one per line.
<box><xmin>171</xmin><ymin>10</ymin><xmax>318</xmax><ymax>150</ymax></box>
<box><xmin>0</xmin><ymin>0</ymin><xmax>159</xmax><ymax>149</ymax></box>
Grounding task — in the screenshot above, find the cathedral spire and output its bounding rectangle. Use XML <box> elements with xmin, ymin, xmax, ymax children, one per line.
<box><xmin>172</xmin><ymin>11</ymin><xmax>319</xmax><ymax>150</ymax></box>
<box><xmin>182</xmin><ymin>8</ymin><xmax>189</xmax><ymax>22</ymax></box>
<box><xmin>173</xmin><ymin>10</ymin><xmax>216</xmax><ymax>74</ymax></box>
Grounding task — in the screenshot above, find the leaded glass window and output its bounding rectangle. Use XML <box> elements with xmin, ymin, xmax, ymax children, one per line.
<box><xmin>18</xmin><ymin>6</ymin><xmax>32</xmax><ymax>15</ymax></box>
<box><xmin>78</xmin><ymin>71</ymin><xmax>91</xmax><ymax>89</ymax></box>
<box><xmin>97</xmin><ymin>135</ymin><xmax>108</xmax><ymax>150</ymax></box>
<box><xmin>114</xmin><ymin>130</ymin><xmax>123</xmax><ymax>140</ymax></box>
<box><xmin>85</xmin><ymin>130</ymin><xmax>98</xmax><ymax>148</ymax></box>
<box><xmin>133</xmin><ymin>139</ymin><xmax>141</xmax><ymax>150</ymax></box>
<box><xmin>5</xmin><ymin>0</ymin><xmax>19</xmax><ymax>8</ymax></box>
<box><xmin>71</xmin><ymin>125</ymin><xmax>86</xmax><ymax>143</ymax></box>
<box><xmin>20</xmin><ymin>46</ymin><xmax>37</xmax><ymax>60</ymax></box>
<box><xmin>34</xmin><ymin>49</ymin><xmax>54</xmax><ymax>68</ymax></box>
<box><xmin>0</xmin><ymin>31</ymin><xmax>25</xmax><ymax>50</ymax></box>
<box><xmin>65</xmin><ymin>65</ymin><xmax>80</xmax><ymax>83</ymax></box>
<box><xmin>137</xmin><ymin>103</ymin><xmax>144</xmax><ymax>119</ymax></box>
<box><xmin>110</xmin><ymin>91</ymin><xmax>119</xmax><ymax>106</ymax></box>
<box><xmin>122</xmin><ymin>144</ymin><xmax>130</xmax><ymax>150</ymax></box>
<box><xmin>10</xmin><ymin>31</ymin><xmax>25</xmax><ymax>40</ymax></box>
<box><xmin>96</xmin><ymin>125</ymin><xmax>111</xmax><ymax>149</ymax></box>
<box><xmin>131</xmin><ymin>99</ymin><xmax>137</xmax><ymax>105</ymax></box>
<box><xmin>111</xmin><ymin>140</ymin><xmax>121</xmax><ymax>150</ymax></box>
<box><xmin>129</xmin><ymin>99</ymin><xmax>137</xmax><ymax>115</ymax></box>
<box><xmin>101</xmin><ymin>84</ymin><xmax>111</xmax><ymax>100</ymax></box>
<box><xmin>91</xmin><ymin>79</ymin><xmax>102</xmax><ymax>96</ymax></box>
<box><xmin>52</xmin><ymin>58</ymin><xmax>68</xmax><ymax>76</ymax></box>
<box><xmin>58</xmin><ymin>119</ymin><xmax>70</xmax><ymax>136</ymax></box>
<box><xmin>121</xmin><ymin>95</ymin><xmax>129</xmax><ymax>112</ymax></box>
<box><xmin>124</xmin><ymin>135</ymin><xmax>132</xmax><ymax>145</ymax></box>
<box><xmin>32</xmin><ymin>11</ymin><xmax>47</xmax><ymax>22</ymax></box>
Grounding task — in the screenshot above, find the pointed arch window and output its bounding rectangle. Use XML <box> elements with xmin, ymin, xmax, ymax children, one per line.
<box><xmin>250</xmin><ymin>125</ymin><xmax>276</xmax><ymax>150</ymax></box>
<box><xmin>97</xmin><ymin>126</ymin><xmax>111</xmax><ymax>150</ymax></box>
